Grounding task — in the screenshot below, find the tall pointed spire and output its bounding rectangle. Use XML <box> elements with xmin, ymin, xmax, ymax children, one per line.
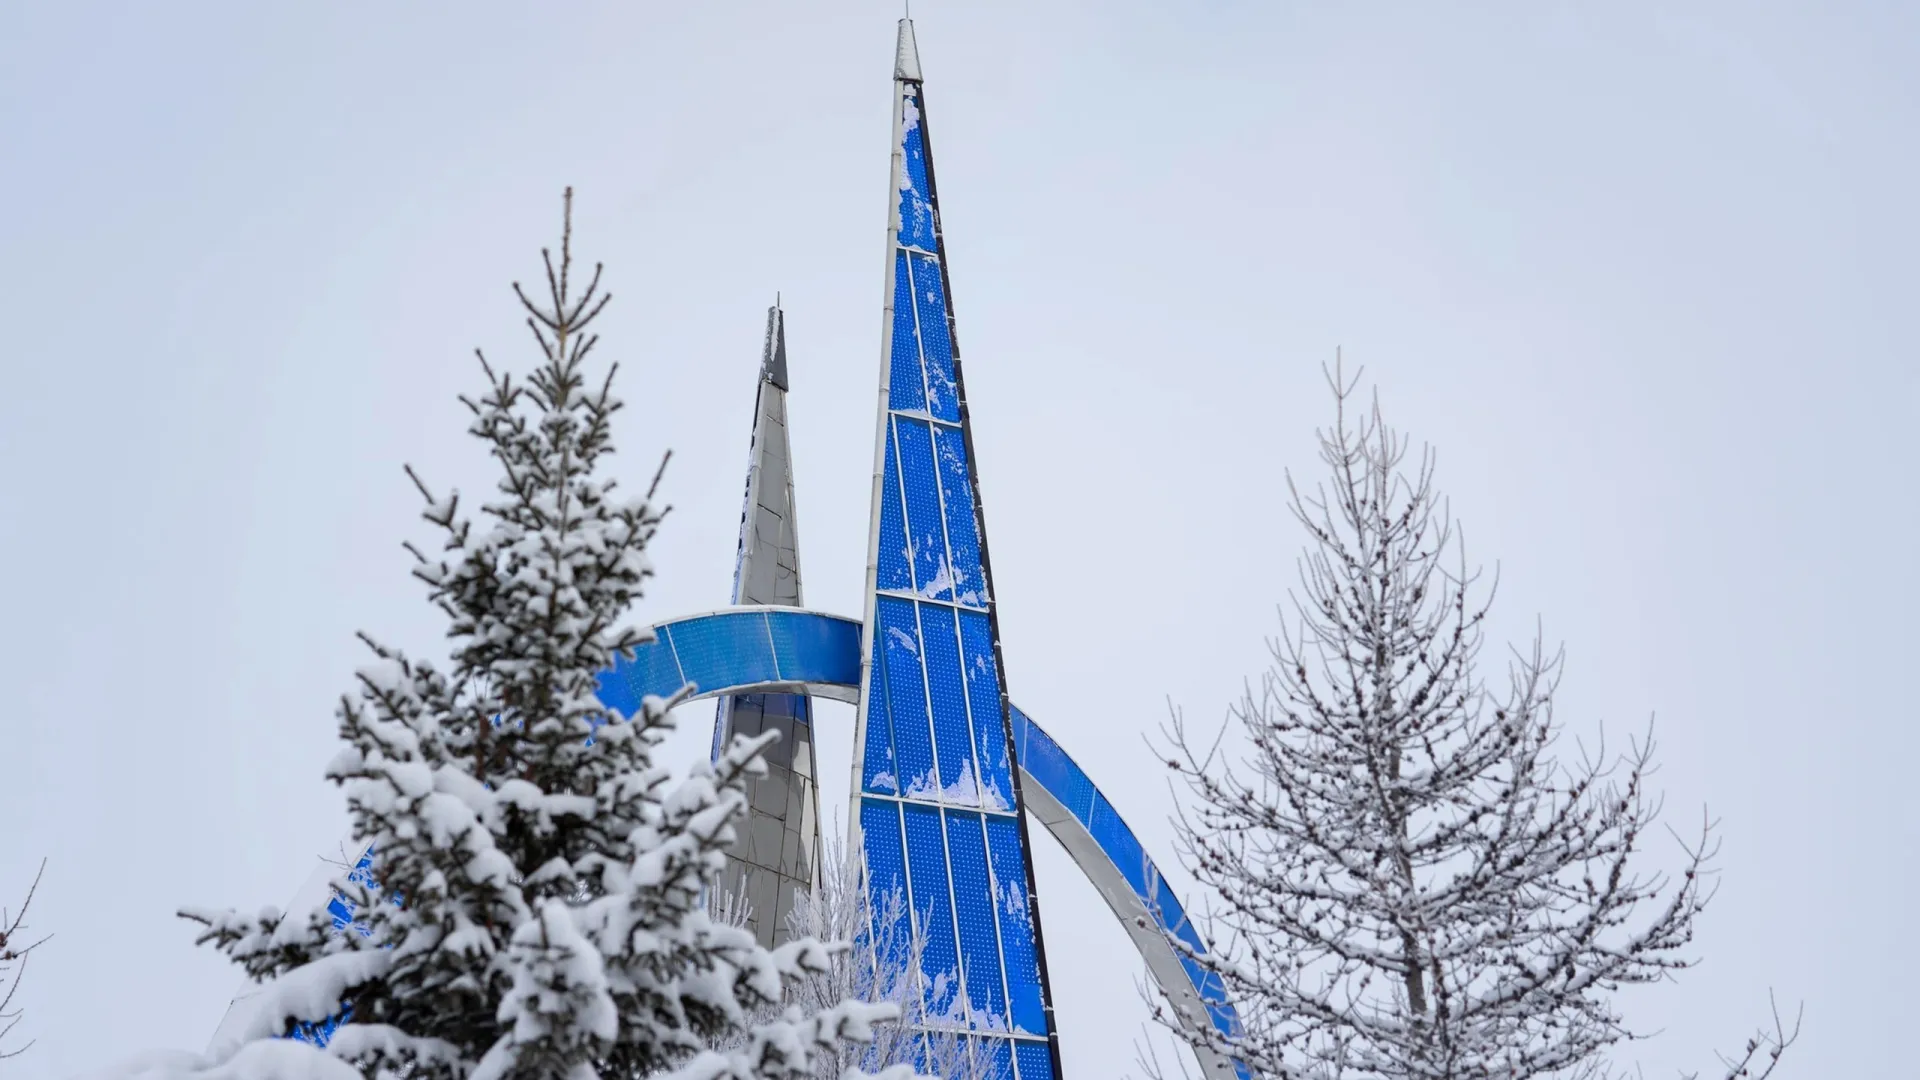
<box><xmin>762</xmin><ymin>299</ymin><xmax>789</xmax><ymax>391</ymax></box>
<box><xmin>851</xmin><ymin>21</ymin><xmax>1066</xmax><ymax>1079</ymax></box>
<box><xmin>894</xmin><ymin>17</ymin><xmax>922</xmax><ymax>82</ymax></box>
<box><xmin>711</xmin><ymin>299</ymin><xmax>820</xmax><ymax>949</ymax></box>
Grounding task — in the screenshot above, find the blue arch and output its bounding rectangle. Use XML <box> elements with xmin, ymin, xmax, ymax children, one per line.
<box><xmin>599</xmin><ymin>606</ymin><xmax>1241</xmax><ymax>1067</ymax></box>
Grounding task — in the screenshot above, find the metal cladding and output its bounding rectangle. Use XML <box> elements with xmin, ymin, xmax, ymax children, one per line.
<box><xmin>848</xmin><ymin>19</ymin><xmax>1064</xmax><ymax>1078</ymax></box>
<box><xmin>709</xmin><ymin>302</ymin><xmax>823</xmax><ymax>948</ymax></box>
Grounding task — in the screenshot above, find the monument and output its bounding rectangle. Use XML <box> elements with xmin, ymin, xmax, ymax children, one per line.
<box><xmin>216</xmin><ymin>20</ymin><xmax>1243</xmax><ymax>1080</ymax></box>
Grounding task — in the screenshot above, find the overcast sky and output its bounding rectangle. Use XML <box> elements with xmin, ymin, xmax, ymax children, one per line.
<box><xmin>3</xmin><ymin>1</ymin><xmax>1916</xmax><ymax>1077</ymax></box>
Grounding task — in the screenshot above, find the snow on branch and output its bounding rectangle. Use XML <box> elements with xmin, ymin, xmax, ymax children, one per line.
<box><xmin>127</xmin><ymin>190</ymin><xmax>913</xmax><ymax>1080</ymax></box>
<box><xmin>1146</xmin><ymin>358</ymin><xmax>1795</xmax><ymax>1080</ymax></box>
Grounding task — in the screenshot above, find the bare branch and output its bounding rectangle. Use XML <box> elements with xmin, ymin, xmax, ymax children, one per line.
<box><xmin>0</xmin><ymin>859</ymin><xmax>50</xmax><ymax>1060</ymax></box>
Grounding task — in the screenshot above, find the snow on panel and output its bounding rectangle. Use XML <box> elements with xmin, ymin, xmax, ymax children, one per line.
<box><xmin>902</xmin><ymin>802</ymin><xmax>963</xmax><ymax>1024</ymax></box>
<box><xmin>983</xmin><ymin>815</ymin><xmax>1048</xmax><ymax>1037</ymax></box>
<box><xmin>874</xmin><ymin>596</ymin><xmax>936</xmax><ymax>800</ymax></box>
<box><xmin>944</xmin><ymin>809</ymin><xmax>1012</xmax><ymax>1031</ymax></box>
<box><xmin>894</xmin><ymin>418</ymin><xmax>952</xmax><ymax>603</ymax></box>
<box><xmin>908</xmin><ymin>254</ymin><xmax>960</xmax><ymax>423</ymax></box>
<box><xmin>897</xmin><ymin>96</ymin><xmax>938</xmax><ymax>251</ymax></box>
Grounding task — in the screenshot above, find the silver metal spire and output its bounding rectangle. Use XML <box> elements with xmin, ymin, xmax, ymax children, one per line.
<box><xmin>894</xmin><ymin>17</ymin><xmax>922</xmax><ymax>83</ymax></box>
<box><xmin>712</xmin><ymin>300</ymin><xmax>819</xmax><ymax>948</ymax></box>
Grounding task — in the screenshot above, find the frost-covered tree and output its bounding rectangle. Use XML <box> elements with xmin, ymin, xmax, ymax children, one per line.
<box><xmin>1149</xmin><ymin>365</ymin><xmax>1793</xmax><ymax>1080</ymax></box>
<box><xmin>712</xmin><ymin>831</ymin><xmax>1000</xmax><ymax>1080</ymax></box>
<box><xmin>0</xmin><ymin>859</ymin><xmax>48</xmax><ymax>1062</ymax></box>
<box><xmin>167</xmin><ymin>191</ymin><xmax>906</xmax><ymax>1080</ymax></box>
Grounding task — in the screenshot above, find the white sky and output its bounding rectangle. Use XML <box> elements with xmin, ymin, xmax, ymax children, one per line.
<box><xmin>2</xmin><ymin>2</ymin><xmax>1915</xmax><ymax>1077</ymax></box>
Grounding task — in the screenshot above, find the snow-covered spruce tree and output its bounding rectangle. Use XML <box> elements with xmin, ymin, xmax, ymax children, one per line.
<box><xmin>713</xmin><ymin>832</ymin><xmax>997</xmax><ymax>1079</ymax></box>
<box><xmin>1148</xmin><ymin>365</ymin><xmax>1791</xmax><ymax>1080</ymax></box>
<box><xmin>175</xmin><ymin>191</ymin><xmax>909</xmax><ymax>1080</ymax></box>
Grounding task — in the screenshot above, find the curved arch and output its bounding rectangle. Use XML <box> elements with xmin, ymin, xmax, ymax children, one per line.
<box><xmin>598</xmin><ymin>607</ymin><xmax>1241</xmax><ymax>1074</ymax></box>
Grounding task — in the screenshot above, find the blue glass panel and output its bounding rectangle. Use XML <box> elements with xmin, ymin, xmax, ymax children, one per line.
<box><xmin>1150</xmin><ymin>874</ymin><xmax>1200</xmax><ymax>949</ymax></box>
<box><xmin>877</xmin><ymin>596</ymin><xmax>935</xmax><ymax>798</ymax></box>
<box><xmin>878</xmin><ymin>426</ymin><xmax>914</xmax><ymax>591</ymax></box>
<box><xmin>861</xmin><ymin>624</ymin><xmax>898</xmax><ymax>795</ymax></box>
<box><xmin>945</xmin><ymin>810</ymin><xmax>1010</xmax><ymax>1031</ymax></box>
<box><xmin>909</xmin><ymin>254</ymin><xmax>960</xmax><ymax>423</ymax></box>
<box><xmin>902</xmin><ymin>803</ymin><xmax>962</xmax><ymax>1024</ymax></box>
<box><xmin>664</xmin><ymin>615</ymin><xmax>775</xmax><ymax>698</ymax></box>
<box><xmin>860</xmin><ymin>798</ymin><xmax>911</xmax><ymax>972</ymax></box>
<box><xmin>889</xmin><ymin>251</ymin><xmax>927</xmax><ymax>414</ymax></box>
<box><xmin>1089</xmin><ymin>791</ymin><xmax>1151</xmax><ymax>901</ymax></box>
<box><xmin>764</xmin><ymin>693</ymin><xmax>810</xmax><ymax>726</ymax></box>
<box><xmin>960</xmin><ymin>612</ymin><xmax>1014</xmax><ymax>813</ymax></box>
<box><xmin>894</xmin><ymin>418</ymin><xmax>951</xmax><ymax>601</ymax></box>
<box><xmin>898</xmin><ymin>94</ymin><xmax>937</xmax><ymax>252</ymax></box>
<box><xmin>975</xmin><ymin>1037</ymin><xmax>1015</xmax><ymax>1080</ymax></box>
<box><xmin>764</xmin><ymin>610</ymin><xmax>862</xmax><ymax>687</ymax></box>
<box><xmin>1015</xmin><ymin>715</ymin><xmax>1093</xmax><ymax>825</ymax></box>
<box><xmin>1178</xmin><ymin>954</ymin><xmax>1232</xmax><ymax>1019</ymax></box>
<box><xmin>596</xmin><ymin>633</ymin><xmax>684</xmax><ymax>716</ymax></box>
<box><xmin>984</xmin><ymin>816</ymin><xmax>1048</xmax><ymax>1036</ymax></box>
<box><xmin>933</xmin><ymin>425</ymin><xmax>985</xmax><ymax>608</ymax></box>
<box><xmin>919</xmin><ymin>603</ymin><xmax>978</xmax><ymax>806</ymax></box>
<box><xmin>1014</xmin><ymin>1041</ymin><xmax>1055</xmax><ymax>1080</ymax></box>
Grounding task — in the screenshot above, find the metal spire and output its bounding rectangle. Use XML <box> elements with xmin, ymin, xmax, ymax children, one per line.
<box><xmin>894</xmin><ymin>17</ymin><xmax>922</xmax><ymax>83</ymax></box>
<box><xmin>762</xmin><ymin>298</ymin><xmax>789</xmax><ymax>391</ymax></box>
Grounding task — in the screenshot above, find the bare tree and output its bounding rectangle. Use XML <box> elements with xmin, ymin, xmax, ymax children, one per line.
<box><xmin>1148</xmin><ymin>364</ymin><xmax>1791</xmax><ymax>1080</ymax></box>
<box><xmin>0</xmin><ymin>860</ymin><xmax>49</xmax><ymax>1062</ymax></box>
<box><xmin>714</xmin><ymin>827</ymin><xmax>1001</xmax><ymax>1079</ymax></box>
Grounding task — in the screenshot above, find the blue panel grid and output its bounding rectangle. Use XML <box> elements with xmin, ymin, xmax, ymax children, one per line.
<box><xmin>860</xmin><ymin>797</ymin><xmax>911</xmax><ymax>972</ymax></box>
<box><xmin>764</xmin><ymin>610</ymin><xmax>862</xmax><ymax>687</ymax></box>
<box><xmin>1151</xmin><ymin>875</ymin><xmax>1200</xmax><ymax>951</ymax></box>
<box><xmin>894</xmin><ymin>418</ymin><xmax>952</xmax><ymax>601</ymax></box>
<box><xmin>919</xmin><ymin>603</ymin><xmax>978</xmax><ymax>806</ymax></box>
<box><xmin>909</xmin><ymin>254</ymin><xmax>960</xmax><ymax>423</ymax></box>
<box><xmin>933</xmin><ymin>425</ymin><xmax>985</xmax><ymax>608</ymax></box>
<box><xmin>889</xmin><ymin>251</ymin><xmax>928</xmax><ymax>415</ymax></box>
<box><xmin>898</xmin><ymin>95</ymin><xmax>937</xmax><ymax>252</ymax></box>
<box><xmin>861</xmin><ymin>625</ymin><xmax>899</xmax><ymax>795</ymax></box>
<box><xmin>878</xmin><ymin>426</ymin><xmax>914</xmax><ymax>591</ymax></box>
<box><xmin>959</xmin><ymin>612</ymin><xmax>1014</xmax><ymax>813</ymax></box>
<box><xmin>1014</xmin><ymin>714</ymin><xmax>1094</xmax><ymax>825</ymax></box>
<box><xmin>983</xmin><ymin>815</ymin><xmax>1048</xmax><ymax>1037</ymax></box>
<box><xmin>902</xmin><ymin>803</ymin><xmax>963</xmax><ymax>1025</ymax></box>
<box><xmin>1089</xmin><ymin>792</ymin><xmax>1151</xmax><ymax>901</ymax></box>
<box><xmin>944</xmin><ymin>810</ymin><xmax>1010</xmax><ymax>1031</ymax></box>
<box><xmin>1007</xmin><ymin>704</ymin><xmax>1031</xmax><ymax>769</ymax></box>
<box><xmin>975</xmin><ymin>1038</ymin><xmax>1015</xmax><ymax>1080</ymax></box>
<box><xmin>1014</xmin><ymin>1041</ymin><xmax>1056</xmax><ymax>1080</ymax></box>
<box><xmin>597</xmin><ymin>634</ymin><xmax>684</xmax><ymax>716</ymax></box>
<box><xmin>876</xmin><ymin>596</ymin><xmax>935</xmax><ymax>798</ymax></box>
<box><xmin>664</xmin><ymin>615</ymin><xmax>775</xmax><ymax>697</ymax></box>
